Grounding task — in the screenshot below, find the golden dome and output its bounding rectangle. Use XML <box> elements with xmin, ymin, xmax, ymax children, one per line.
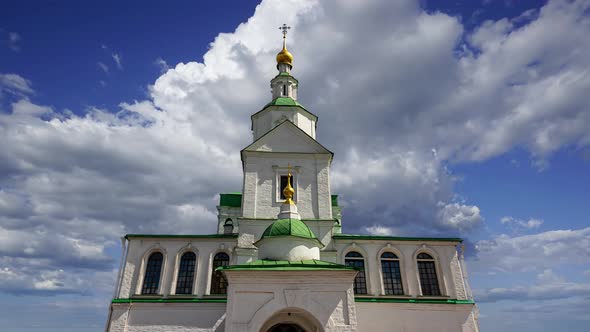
<box><xmin>283</xmin><ymin>167</ymin><xmax>295</xmax><ymax>204</ymax></box>
<box><xmin>276</xmin><ymin>38</ymin><xmax>293</xmax><ymax>67</ymax></box>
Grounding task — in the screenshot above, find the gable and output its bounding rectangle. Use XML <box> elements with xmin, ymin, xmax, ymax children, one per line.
<box><xmin>243</xmin><ymin>120</ymin><xmax>332</xmax><ymax>155</ymax></box>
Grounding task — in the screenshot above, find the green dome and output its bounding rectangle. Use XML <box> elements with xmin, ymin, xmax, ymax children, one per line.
<box><xmin>261</xmin><ymin>218</ymin><xmax>316</xmax><ymax>239</ymax></box>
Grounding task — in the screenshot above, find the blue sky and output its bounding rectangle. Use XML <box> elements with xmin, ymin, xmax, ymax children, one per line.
<box><xmin>1</xmin><ymin>0</ymin><xmax>589</xmax><ymax>331</ymax></box>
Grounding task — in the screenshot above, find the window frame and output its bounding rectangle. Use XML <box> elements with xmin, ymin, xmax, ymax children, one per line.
<box><xmin>344</xmin><ymin>250</ymin><xmax>368</xmax><ymax>295</ymax></box>
<box><xmin>273</xmin><ymin>166</ymin><xmax>298</xmax><ymax>204</ymax></box>
<box><xmin>139</xmin><ymin>250</ymin><xmax>165</xmax><ymax>295</ymax></box>
<box><xmin>415</xmin><ymin>249</ymin><xmax>444</xmax><ymax>297</ymax></box>
<box><xmin>209</xmin><ymin>251</ymin><xmax>231</xmax><ymax>296</ymax></box>
<box><xmin>171</xmin><ymin>247</ymin><xmax>198</xmax><ymax>296</ymax></box>
<box><xmin>378</xmin><ymin>249</ymin><xmax>405</xmax><ymax>296</ymax></box>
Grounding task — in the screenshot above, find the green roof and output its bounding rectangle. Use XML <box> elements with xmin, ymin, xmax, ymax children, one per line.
<box><xmin>219</xmin><ymin>193</ymin><xmax>339</xmax><ymax>208</ymax></box>
<box><xmin>219</xmin><ymin>193</ymin><xmax>241</xmax><ymax>207</ymax></box>
<box><xmin>261</xmin><ymin>218</ymin><xmax>316</xmax><ymax>239</ymax></box>
<box><xmin>217</xmin><ymin>259</ymin><xmax>356</xmax><ymax>271</ymax></box>
<box><xmin>333</xmin><ymin>234</ymin><xmax>463</xmax><ymax>243</ymax></box>
<box><xmin>263</xmin><ymin>97</ymin><xmax>307</xmax><ymax>109</ymax></box>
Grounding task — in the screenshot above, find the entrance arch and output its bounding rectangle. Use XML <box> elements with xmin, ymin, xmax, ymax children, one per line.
<box><xmin>259</xmin><ymin>307</ymin><xmax>324</xmax><ymax>332</ymax></box>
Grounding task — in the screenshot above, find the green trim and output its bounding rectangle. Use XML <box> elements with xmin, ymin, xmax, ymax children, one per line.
<box><xmin>125</xmin><ymin>234</ymin><xmax>238</xmax><ymax>239</ymax></box>
<box><xmin>219</xmin><ymin>259</ymin><xmax>356</xmax><ymax>271</ymax></box>
<box><xmin>333</xmin><ymin>234</ymin><xmax>463</xmax><ymax>243</ymax></box>
<box><xmin>219</xmin><ymin>193</ymin><xmax>242</xmax><ymax>207</ymax></box>
<box><xmin>113</xmin><ymin>298</ymin><xmax>227</xmax><ymax>304</ymax></box>
<box><xmin>355</xmin><ymin>297</ymin><xmax>474</xmax><ymax>304</ymax></box>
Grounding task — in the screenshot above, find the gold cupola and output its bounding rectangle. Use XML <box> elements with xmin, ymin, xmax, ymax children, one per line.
<box><xmin>276</xmin><ymin>24</ymin><xmax>293</xmax><ymax>69</ymax></box>
<box><xmin>283</xmin><ymin>167</ymin><xmax>295</xmax><ymax>205</ymax></box>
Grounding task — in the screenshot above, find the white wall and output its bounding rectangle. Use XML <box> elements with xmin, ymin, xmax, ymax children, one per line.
<box><xmin>356</xmin><ymin>302</ymin><xmax>477</xmax><ymax>332</ymax></box>
<box><xmin>241</xmin><ymin>153</ymin><xmax>332</xmax><ymax>220</ymax></box>
<box><xmin>108</xmin><ymin>303</ymin><xmax>226</xmax><ymax>332</ymax></box>
<box><xmin>118</xmin><ymin>237</ymin><xmax>238</xmax><ymax>299</ymax></box>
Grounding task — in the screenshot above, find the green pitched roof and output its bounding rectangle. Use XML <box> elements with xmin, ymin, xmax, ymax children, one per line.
<box><xmin>262</xmin><ymin>218</ymin><xmax>316</xmax><ymax>239</ymax></box>
<box><xmin>217</xmin><ymin>259</ymin><xmax>356</xmax><ymax>271</ymax></box>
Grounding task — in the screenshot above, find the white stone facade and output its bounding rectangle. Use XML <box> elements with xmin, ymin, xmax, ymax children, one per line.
<box><xmin>105</xmin><ymin>38</ymin><xmax>479</xmax><ymax>332</ymax></box>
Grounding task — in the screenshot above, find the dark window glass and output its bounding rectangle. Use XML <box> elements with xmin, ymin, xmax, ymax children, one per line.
<box><xmin>417</xmin><ymin>253</ymin><xmax>433</xmax><ymax>260</ymax></box>
<box><xmin>279</xmin><ymin>175</ymin><xmax>293</xmax><ymax>199</ymax></box>
<box><xmin>417</xmin><ymin>253</ymin><xmax>441</xmax><ymax>296</ymax></box>
<box><xmin>282</xmin><ymin>84</ymin><xmax>287</xmax><ymax>96</ymax></box>
<box><xmin>141</xmin><ymin>252</ymin><xmax>163</xmax><ymax>295</ymax></box>
<box><xmin>381</xmin><ymin>252</ymin><xmax>403</xmax><ymax>295</ymax></box>
<box><xmin>345</xmin><ymin>251</ymin><xmax>367</xmax><ymax>294</ymax></box>
<box><xmin>210</xmin><ymin>252</ymin><xmax>230</xmax><ymax>295</ymax></box>
<box><xmin>175</xmin><ymin>252</ymin><xmax>196</xmax><ymax>295</ymax></box>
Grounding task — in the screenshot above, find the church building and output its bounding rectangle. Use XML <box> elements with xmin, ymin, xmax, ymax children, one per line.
<box><xmin>105</xmin><ymin>26</ymin><xmax>480</xmax><ymax>332</ymax></box>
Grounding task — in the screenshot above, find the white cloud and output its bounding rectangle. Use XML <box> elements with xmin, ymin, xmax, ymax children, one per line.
<box><xmin>501</xmin><ymin>216</ymin><xmax>544</xmax><ymax>232</ymax></box>
<box><xmin>472</xmin><ymin>227</ymin><xmax>590</xmax><ymax>273</ymax></box>
<box><xmin>154</xmin><ymin>57</ymin><xmax>170</xmax><ymax>73</ymax></box>
<box><xmin>0</xmin><ymin>73</ymin><xmax>34</xmax><ymax>96</ymax></box>
<box><xmin>8</xmin><ymin>31</ymin><xmax>21</xmax><ymax>52</ymax></box>
<box><xmin>475</xmin><ymin>269</ymin><xmax>590</xmax><ymax>303</ymax></box>
<box><xmin>97</xmin><ymin>62</ymin><xmax>109</xmax><ymax>73</ymax></box>
<box><xmin>438</xmin><ymin>202</ymin><xmax>483</xmax><ymax>232</ymax></box>
<box><xmin>112</xmin><ymin>53</ymin><xmax>123</xmax><ymax>70</ymax></box>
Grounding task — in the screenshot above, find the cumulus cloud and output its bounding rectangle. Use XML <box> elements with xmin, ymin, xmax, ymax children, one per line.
<box><xmin>2</xmin><ymin>0</ymin><xmax>590</xmax><ymax>296</ymax></box>
<box><xmin>471</xmin><ymin>227</ymin><xmax>590</xmax><ymax>273</ymax></box>
<box><xmin>0</xmin><ymin>73</ymin><xmax>34</xmax><ymax>96</ymax></box>
<box><xmin>501</xmin><ymin>216</ymin><xmax>543</xmax><ymax>232</ymax></box>
<box><xmin>475</xmin><ymin>269</ymin><xmax>590</xmax><ymax>303</ymax></box>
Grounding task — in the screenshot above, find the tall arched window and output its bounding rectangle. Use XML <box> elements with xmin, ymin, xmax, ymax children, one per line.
<box><xmin>381</xmin><ymin>252</ymin><xmax>403</xmax><ymax>295</ymax></box>
<box><xmin>282</xmin><ymin>84</ymin><xmax>287</xmax><ymax>96</ymax></box>
<box><xmin>175</xmin><ymin>252</ymin><xmax>196</xmax><ymax>295</ymax></box>
<box><xmin>141</xmin><ymin>252</ymin><xmax>163</xmax><ymax>295</ymax></box>
<box><xmin>210</xmin><ymin>252</ymin><xmax>230</xmax><ymax>295</ymax></box>
<box><xmin>345</xmin><ymin>251</ymin><xmax>367</xmax><ymax>294</ymax></box>
<box><xmin>417</xmin><ymin>253</ymin><xmax>441</xmax><ymax>296</ymax></box>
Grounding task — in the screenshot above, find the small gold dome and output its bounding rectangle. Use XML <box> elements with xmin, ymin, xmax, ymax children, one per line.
<box><xmin>276</xmin><ymin>45</ymin><xmax>293</xmax><ymax>67</ymax></box>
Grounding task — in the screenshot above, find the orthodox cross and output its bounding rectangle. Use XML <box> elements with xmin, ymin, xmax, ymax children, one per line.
<box><xmin>279</xmin><ymin>24</ymin><xmax>291</xmax><ymax>38</ymax></box>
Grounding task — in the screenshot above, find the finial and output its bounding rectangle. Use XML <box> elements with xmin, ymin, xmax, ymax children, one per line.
<box><xmin>283</xmin><ymin>163</ymin><xmax>295</xmax><ymax>205</ymax></box>
<box><xmin>276</xmin><ymin>24</ymin><xmax>293</xmax><ymax>69</ymax></box>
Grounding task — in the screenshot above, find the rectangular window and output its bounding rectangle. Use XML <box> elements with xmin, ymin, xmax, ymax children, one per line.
<box><xmin>279</xmin><ymin>175</ymin><xmax>293</xmax><ymax>200</ymax></box>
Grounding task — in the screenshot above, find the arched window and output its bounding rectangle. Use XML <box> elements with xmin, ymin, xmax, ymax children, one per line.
<box><xmin>381</xmin><ymin>252</ymin><xmax>404</xmax><ymax>295</ymax></box>
<box><xmin>141</xmin><ymin>252</ymin><xmax>163</xmax><ymax>295</ymax></box>
<box><xmin>175</xmin><ymin>252</ymin><xmax>196</xmax><ymax>295</ymax></box>
<box><xmin>282</xmin><ymin>84</ymin><xmax>287</xmax><ymax>96</ymax></box>
<box><xmin>210</xmin><ymin>252</ymin><xmax>230</xmax><ymax>295</ymax></box>
<box><xmin>345</xmin><ymin>251</ymin><xmax>367</xmax><ymax>294</ymax></box>
<box><xmin>417</xmin><ymin>253</ymin><xmax>441</xmax><ymax>296</ymax></box>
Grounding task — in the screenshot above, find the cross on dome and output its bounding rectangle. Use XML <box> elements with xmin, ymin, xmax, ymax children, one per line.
<box><xmin>276</xmin><ymin>23</ymin><xmax>293</xmax><ymax>69</ymax></box>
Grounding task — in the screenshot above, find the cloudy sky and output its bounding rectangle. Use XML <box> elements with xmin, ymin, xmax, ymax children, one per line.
<box><xmin>1</xmin><ymin>0</ymin><xmax>589</xmax><ymax>331</ymax></box>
